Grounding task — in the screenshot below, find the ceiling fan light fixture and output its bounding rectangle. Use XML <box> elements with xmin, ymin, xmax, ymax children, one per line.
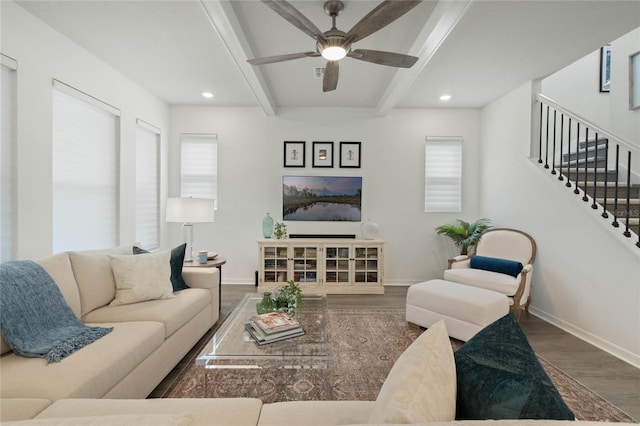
<box><xmin>321</xmin><ymin>46</ymin><xmax>347</xmax><ymax>61</ymax></box>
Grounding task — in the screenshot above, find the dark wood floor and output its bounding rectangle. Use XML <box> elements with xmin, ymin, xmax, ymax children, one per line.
<box><xmin>152</xmin><ymin>285</ymin><xmax>640</xmax><ymax>420</ymax></box>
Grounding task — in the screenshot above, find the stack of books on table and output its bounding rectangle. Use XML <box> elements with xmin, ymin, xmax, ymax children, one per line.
<box><xmin>244</xmin><ymin>311</ymin><xmax>305</xmax><ymax>346</ymax></box>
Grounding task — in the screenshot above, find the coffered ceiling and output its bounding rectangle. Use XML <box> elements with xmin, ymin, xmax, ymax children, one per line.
<box><xmin>13</xmin><ymin>0</ymin><xmax>640</xmax><ymax>115</ymax></box>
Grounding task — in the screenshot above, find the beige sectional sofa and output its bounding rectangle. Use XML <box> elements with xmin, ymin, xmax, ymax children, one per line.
<box><xmin>2</xmin><ymin>320</ymin><xmax>635</xmax><ymax>426</ymax></box>
<box><xmin>0</xmin><ymin>245</ymin><xmax>219</xmax><ymax>401</ymax></box>
<box><xmin>0</xmin><ymin>397</ymin><xmax>635</xmax><ymax>426</ymax></box>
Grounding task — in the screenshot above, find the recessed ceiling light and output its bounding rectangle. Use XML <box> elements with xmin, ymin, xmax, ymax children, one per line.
<box><xmin>202</xmin><ymin>92</ymin><xmax>214</xmax><ymax>99</ymax></box>
<box><xmin>439</xmin><ymin>94</ymin><xmax>452</xmax><ymax>101</ymax></box>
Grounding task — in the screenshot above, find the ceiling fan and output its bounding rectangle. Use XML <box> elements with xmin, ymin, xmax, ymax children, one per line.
<box><xmin>247</xmin><ymin>0</ymin><xmax>422</xmax><ymax>92</ymax></box>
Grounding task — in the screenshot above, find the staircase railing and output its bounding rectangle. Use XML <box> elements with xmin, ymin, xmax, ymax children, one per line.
<box><xmin>535</xmin><ymin>94</ymin><xmax>640</xmax><ymax>249</ymax></box>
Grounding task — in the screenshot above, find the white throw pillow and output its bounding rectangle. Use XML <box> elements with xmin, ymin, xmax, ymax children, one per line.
<box><xmin>368</xmin><ymin>320</ymin><xmax>456</xmax><ymax>423</ymax></box>
<box><xmin>109</xmin><ymin>251</ymin><xmax>174</xmax><ymax>306</ymax></box>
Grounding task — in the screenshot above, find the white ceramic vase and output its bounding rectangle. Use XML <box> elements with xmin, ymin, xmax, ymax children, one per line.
<box><xmin>360</xmin><ymin>219</ymin><xmax>379</xmax><ymax>240</ymax></box>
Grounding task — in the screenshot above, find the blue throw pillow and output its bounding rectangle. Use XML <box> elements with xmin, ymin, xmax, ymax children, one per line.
<box><xmin>133</xmin><ymin>244</ymin><xmax>189</xmax><ymax>292</ymax></box>
<box><xmin>470</xmin><ymin>255</ymin><xmax>523</xmax><ymax>277</ymax></box>
<box><xmin>454</xmin><ymin>313</ymin><xmax>574</xmax><ymax>420</ymax></box>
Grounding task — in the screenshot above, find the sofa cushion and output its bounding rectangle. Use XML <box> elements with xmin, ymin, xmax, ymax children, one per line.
<box><xmin>368</xmin><ymin>320</ymin><xmax>456</xmax><ymax>423</ymax></box>
<box><xmin>37</xmin><ymin>398</ymin><xmax>264</xmax><ymax>426</ymax></box>
<box><xmin>3</xmin><ymin>413</ymin><xmax>195</xmax><ymax>426</ymax></box>
<box><xmin>444</xmin><ymin>268</ymin><xmax>519</xmax><ymax>296</ymax></box>
<box><xmin>470</xmin><ymin>255</ymin><xmax>523</xmax><ymax>278</ymax></box>
<box><xmin>258</xmin><ymin>401</ymin><xmax>374</xmax><ymax>426</ymax></box>
<box><xmin>455</xmin><ymin>313</ymin><xmax>574</xmax><ymax>420</ymax></box>
<box><xmin>83</xmin><ymin>288</ymin><xmax>211</xmax><ymax>338</ymax></box>
<box><xmin>36</xmin><ymin>253</ymin><xmax>81</xmax><ymax>318</ymax></box>
<box><xmin>0</xmin><ymin>321</ymin><xmax>164</xmax><ymax>400</ymax></box>
<box><xmin>68</xmin><ymin>245</ymin><xmax>134</xmax><ymax>316</ymax></box>
<box><xmin>134</xmin><ymin>244</ymin><xmax>189</xmax><ymax>292</ymax></box>
<box><xmin>0</xmin><ymin>399</ymin><xmax>52</xmax><ymax>422</ymax></box>
<box><xmin>109</xmin><ymin>251</ymin><xmax>174</xmax><ymax>306</ymax></box>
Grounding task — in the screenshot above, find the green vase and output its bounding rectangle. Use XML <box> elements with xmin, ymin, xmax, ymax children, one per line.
<box><xmin>256</xmin><ymin>292</ymin><xmax>277</xmax><ymax>314</ymax></box>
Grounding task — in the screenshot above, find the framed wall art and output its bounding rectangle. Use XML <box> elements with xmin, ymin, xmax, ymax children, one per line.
<box><xmin>600</xmin><ymin>45</ymin><xmax>611</xmax><ymax>93</ymax></box>
<box><xmin>312</xmin><ymin>141</ymin><xmax>334</xmax><ymax>168</ymax></box>
<box><xmin>339</xmin><ymin>141</ymin><xmax>361</xmax><ymax>168</ymax></box>
<box><xmin>284</xmin><ymin>141</ymin><xmax>305</xmax><ymax>168</ymax></box>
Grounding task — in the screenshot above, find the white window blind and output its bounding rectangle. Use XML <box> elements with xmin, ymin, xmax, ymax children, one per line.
<box><xmin>52</xmin><ymin>81</ymin><xmax>120</xmax><ymax>252</ymax></box>
<box><xmin>180</xmin><ymin>134</ymin><xmax>217</xmax><ymax>206</ymax></box>
<box><xmin>425</xmin><ymin>137</ymin><xmax>462</xmax><ymax>212</ymax></box>
<box><xmin>136</xmin><ymin>120</ymin><xmax>160</xmax><ymax>249</ymax></box>
<box><xmin>1</xmin><ymin>56</ymin><xmax>18</xmax><ymax>262</ymax></box>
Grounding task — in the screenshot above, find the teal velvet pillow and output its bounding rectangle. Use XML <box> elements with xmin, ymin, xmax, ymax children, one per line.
<box><xmin>454</xmin><ymin>313</ymin><xmax>574</xmax><ymax>420</ymax></box>
<box><xmin>133</xmin><ymin>244</ymin><xmax>189</xmax><ymax>292</ymax></box>
<box><xmin>470</xmin><ymin>255</ymin><xmax>523</xmax><ymax>277</ymax></box>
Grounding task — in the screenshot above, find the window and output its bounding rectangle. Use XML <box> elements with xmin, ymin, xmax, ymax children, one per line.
<box><xmin>1</xmin><ymin>55</ymin><xmax>17</xmax><ymax>262</ymax></box>
<box><xmin>136</xmin><ymin>120</ymin><xmax>160</xmax><ymax>249</ymax></box>
<box><xmin>52</xmin><ymin>80</ymin><xmax>120</xmax><ymax>252</ymax></box>
<box><xmin>180</xmin><ymin>134</ymin><xmax>217</xmax><ymax>206</ymax></box>
<box><xmin>425</xmin><ymin>137</ymin><xmax>462</xmax><ymax>212</ymax></box>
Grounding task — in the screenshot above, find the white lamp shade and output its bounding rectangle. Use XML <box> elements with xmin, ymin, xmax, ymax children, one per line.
<box><xmin>166</xmin><ymin>197</ymin><xmax>215</xmax><ymax>223</ymax></box>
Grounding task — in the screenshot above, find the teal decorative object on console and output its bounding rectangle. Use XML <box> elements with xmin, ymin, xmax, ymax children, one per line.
<box><xmin>262</xmin><ymin>213</ymin><xmax>274</xmax><ymax>238</ymax></box>
<box><xmin>256</xmin><ymin>292</ymin><xmax>277</xmax><ymax>314</ymax></box>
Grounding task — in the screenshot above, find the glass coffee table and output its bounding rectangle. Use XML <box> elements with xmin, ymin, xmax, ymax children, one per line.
<box><xmin>196</xmin><ymin>293</ymin><xmax>331</xmax><ymax>370</ymax></box>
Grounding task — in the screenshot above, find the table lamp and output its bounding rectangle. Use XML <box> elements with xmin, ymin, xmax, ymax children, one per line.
<box><xmin>166</xmin><ymin>197</ymin><xmax>215</xmax><ymax>262</ymax></box>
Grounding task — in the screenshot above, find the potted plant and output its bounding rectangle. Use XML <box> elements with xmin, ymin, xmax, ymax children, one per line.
<box><xmin>435</xmin><ymin>218</ymin><xmax>492</xmax><ymax>255</ymax></box>
<box><xmin>273</xmin><ymin>222</ymin><xmax>288</xmax><ymax>239</ymax></box>
<box><xmin>275</xmin><ymin>280</ymin><xmax>303</xmax><ymax>316</ymax></box>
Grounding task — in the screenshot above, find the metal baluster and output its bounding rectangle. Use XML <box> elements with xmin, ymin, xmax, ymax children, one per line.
<box><xmin>551</xmin><ymin>110</ymin><xmax>557</xmax><ymax>175</ymax></box>
<box><xmin>612</xmin><ymin>145</ymin><xmax>620</xmax><ymax>228</ymax></box>
<box><xmin>574</xmin><ymin>123</ymin><xmax>581</xmax><ymax>194</ymax></box>
<box><xmin>582</xmin><ymin>128</ymin><xmax>589</xmax><ymax>202</ymax></box>
<box><xmin>558</xmin><ymin>113</ymin><xmax>564</xmax><ymax>181</ymax></box>
<box><xmin>591</xmin><ymin>132</ymin><xmax>599</xmax><ymax>209</ymax></box>
<box><xmin>566</xmin><ymin>118</ymin><xmax>573</xmax><ymax>187</ymax></box>
<box><xmin>538</xmin><ymin>103</ymin><xmax>543</xmax><ymax>164</ymax></box>
<box><xmin>601</xmin><ymin>140</ymin><xmax>609</xmax><ymax>219</ymax></box>
<box><xmin>623</xmin><ymin>151</ymin><xmax>632</xmax><ymax>238</ymax></box>
<box><xmin>544</xmin><ymin>106</ymin><xmax>550</xmax><ymax>169</ymax></box>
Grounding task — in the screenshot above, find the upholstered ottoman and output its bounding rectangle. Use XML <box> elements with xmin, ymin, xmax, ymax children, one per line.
<box><xmin>406</xmin><ymin>279</ymin><xmax>509</xmax><ymax>341</ymax></box>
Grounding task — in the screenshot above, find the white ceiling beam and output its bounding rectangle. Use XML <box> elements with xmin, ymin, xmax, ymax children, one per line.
<box><xmin>376</xmin><ymin>0</ymin><xmax>472</xmax><ymax>116</ymax></box>
<box><xmin>200</xmin><ymin>1</ymin><xmax>276</xmax><ymax>116</ymax></box>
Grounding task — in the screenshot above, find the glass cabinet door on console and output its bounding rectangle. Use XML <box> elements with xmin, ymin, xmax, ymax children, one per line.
<box><xmin>291</xmin><ymin>245</ymin><xmax>319</xmax><ymax>283</ymax></box>
<box><xmin>261</xmin><ymin>245</ymin><xmax>289</xmax><ymax>283</ymax></box>
<box><xmin>354</xmin><ymin>246</ymin><xmax>380</xmax><ymax>284</ymax></box>
<box><xmin>324</xmin><ymin>245</ymin><xmax>351</xmax><ymax>284</ymax></box>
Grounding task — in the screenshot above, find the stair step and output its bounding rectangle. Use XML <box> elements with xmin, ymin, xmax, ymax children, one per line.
<box><xmin>559</xmin><ymin>168</ymin><xmax>618</xmax><ymax>182</ymax></box>
<box><xmin>577</xmin><ymin>138</ymin><xmax>608</xmax><ymax>150</ymax></box>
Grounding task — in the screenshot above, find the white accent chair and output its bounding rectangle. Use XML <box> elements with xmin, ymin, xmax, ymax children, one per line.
<box><xmin>443</xmin><ymin>228</ymin><xmax>537</xmax><ymax>320</ymax></box>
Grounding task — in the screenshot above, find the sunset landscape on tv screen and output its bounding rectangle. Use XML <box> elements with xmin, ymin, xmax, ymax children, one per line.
<box><xmin>282</xmin><ymin>176</ymin><xmax>362</xmax><ymax>221</ymax></box>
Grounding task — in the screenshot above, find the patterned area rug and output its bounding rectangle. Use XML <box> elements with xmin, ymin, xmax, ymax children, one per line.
<box><xmin>163</xmin><ymin>309</ymin><xmax>636</xmax><ymax>422</ymax></box>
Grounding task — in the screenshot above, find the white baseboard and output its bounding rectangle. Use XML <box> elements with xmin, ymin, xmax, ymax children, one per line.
<box><xmin>529</xmin><ymin>306</ymin><xmax>640</xmax><ymax>369</ymax></box>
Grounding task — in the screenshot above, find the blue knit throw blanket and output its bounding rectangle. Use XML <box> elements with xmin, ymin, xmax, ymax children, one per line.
<box><xmin>0</xmin><ymin>260</ymin><xmax>112</xmax><ymax>363</ymax></box>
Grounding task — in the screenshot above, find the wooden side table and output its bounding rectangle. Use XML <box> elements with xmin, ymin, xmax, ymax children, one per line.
<box><xmin>184</xmin><ymin>257</ymin><xmax>227</xmax><ymax>311</ymax></box>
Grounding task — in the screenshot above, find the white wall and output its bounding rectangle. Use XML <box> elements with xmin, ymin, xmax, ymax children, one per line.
<box><xmin>542</xmin><ymin>27</ymin><xmax>639</xmax><ymax>145</ymax></box>
<box><xmin>481</xmin><ymin>81</ymin><xmax>640</xmax><ymax>367</ymax></box>
<box><xmin>170</xmin><ymin>106</ymin><xmax>481</xmax><ymax>285</ymax></box>
<box><xmin>1</xmin><ymin>1</ymin><xmax>170</xmax><ymax>259</ymax></box>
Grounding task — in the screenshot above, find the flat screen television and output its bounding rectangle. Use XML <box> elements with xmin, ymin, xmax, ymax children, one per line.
<box><xmin>283</xmin><ymin>176</ymin><xmax>362</xmax><ymax>222</ymax></box>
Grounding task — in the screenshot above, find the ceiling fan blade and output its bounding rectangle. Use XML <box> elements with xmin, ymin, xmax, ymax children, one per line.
<box><xmin>323</xmin><ymin>61</ymin><xmax>339</xmax><ymax>92</ymax></box>
<box><xmin>348</xmin><ymin>49</ymin><xmax>418</xmax><ymax>68</ymax></box>
<box><xmin>248</xmin><ymin>52</ymin><xmax>319</xmax><ymax>65</ymax></box>
<box><xmin>346</xmin><ymin>0</ymin><xmax>422</xmax><ymax>43</ymax></box>
<box><xmin>261</xmin><ymin>0</ymin><xmax>325</xmax><ymax>41</ymax></box>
